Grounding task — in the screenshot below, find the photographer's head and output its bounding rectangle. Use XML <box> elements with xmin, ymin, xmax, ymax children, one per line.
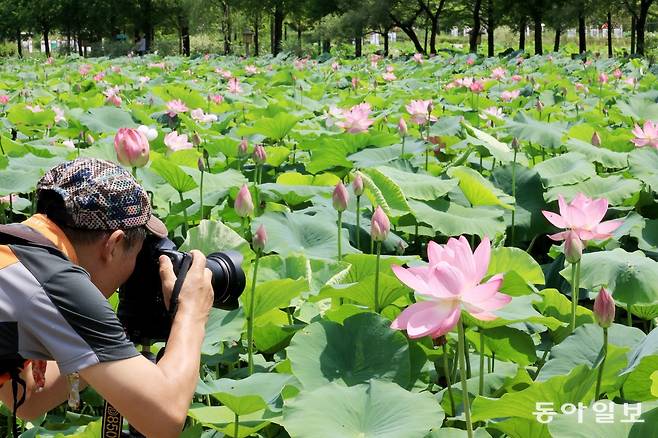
<box><xmin>36</xmin><ymin>157</ymin><xmax>167</xmax><ymax>296</ymax></box>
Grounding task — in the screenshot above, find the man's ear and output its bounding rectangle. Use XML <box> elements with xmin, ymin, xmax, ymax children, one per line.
<box><xmin>102</xmin><ymin>230</ymin><xmax>126</xmax><ymax>263</ymax></box>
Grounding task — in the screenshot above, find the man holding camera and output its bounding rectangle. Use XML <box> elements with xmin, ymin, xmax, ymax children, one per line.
<box><xmin>0</xmin><ymin>157</ymin><xmax>214</xmax><ymax>438</ymax></box>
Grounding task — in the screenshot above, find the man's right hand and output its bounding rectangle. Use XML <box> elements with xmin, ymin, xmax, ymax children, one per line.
<box><xmin>158</xmin><ymin>249</ymin><xmax>213</xmax><ymax>320</ymax></box>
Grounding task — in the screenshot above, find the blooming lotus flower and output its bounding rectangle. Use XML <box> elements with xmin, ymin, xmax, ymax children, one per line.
<box><xmin>390</xmin><ymin>236</ymin><xmax>510</xmax><ymax>338</ymax></box>
<box><xmin>235</xmin><ymin>184</ymin><xmax>254</xmax><ymax>217</ymax></box>
<box><xmin>228</xmin><ymin>77</ymin><xmax>242</xmax><ymax>94</ymax></box>
<box><xmin>111</xmin><ymin>66</ymin><xmax>122</xmax><ymax>73</ymax></box>
<box><xmin>209</xmin><ymin>94</ymin><xmax>224</xmax><ymax>104</ymax></box>
<box><xmin>406</xmin><ymin>100</ymin><xmax>436</xmax><ymax>125</ymax></box>
<box><xmin>624</xmin><ymin>77</ymin><xmax>637</xmax><ymax>86</ymax></box>
<box><xmin>382</xmin><ymin>72</ymin><xmax>396</xmax><ymax>81</ymax></box>
<box><xmin>114</xmin><ymin>128</ymin><xmax>150</xmax><ymax>167</ymax></box>
<box><xmin>337</xmin><ymin>103</ymin><xmax>374</xmax><ymax>133</ymax></box>
<box><xmin>253</xmin><ymin>224</ymin><xmax>268</xmax><ymax>252</ymax></box>
<box><xmin>500</xmin><ymin>90</ymin><xmax>520</xmax><ymax>102</ymax></box>
<box><xmin>164</xmin><ymin>131</ymin><xmax>193</xmax><ymax>152</ymax></box>
<box><xmin>470</xmin><ymin>80</ymin><xmax>485</xmax><ymax>93</ymax></box>
<box><xmin>148</xmin><ymin>62</ymin><xmax>166</xmax><ymax>69</ymax></box>
<box><xmin>45</xmin><ymin>57</ymin><xmax>53</xmax><ymax>65</ymax></box>
<box><xmin>480</xmin><ymin>106</ymin><xmax>503</xmax><ymax>120</ymax></box>
<box><xmin>466</xmin><ymin>57</ymin><xmax>475</xmax><ymax>66</ymax></box>
<box><xmin>598</xmin><ymin>72</ymin><xmax>609</xmax><ymax>84</ymax></box>
<box><xmin>245</xmin><ymin>65</ymin><xmax>258</xmax><ymax>75</ymax></box>
<box><xmin>104</xmin><ymin>86</ymin><xmax>122</xmax><ymax>107</ymax></box>
<box><xmin>370</xmin><ymin>54</ymin><xmax>381</xmax><ymax>68</ymax></box>
<box><xmin>191</xmin><ymin>108</ymin><xmax>218</xmax><ymax>123</ymax></box>
<box><xmin>491</xmin><ymin>67</ymin><xmax>506</xmax><ymax>80</ymax></box>
<box><xmin>575</xmin><ymin>82</ymin><xmax>589</xmax><ymax>93</ymax></box>
<box><xmin>93</xmin><ymin>72</ymin><xmax>105</xmax><ymax>82</ymax></box>
<box><xmin>542</xmin><ymin>193</ymin><xmax>622</xmax><ymax>242</ymax></box>
<box><xmin>511</xmin><ymin>74</ymin><xmax>523</xmax><ymax>82</ymax></box>
<box><xmin>371</xmin><ymin>206</ymin><xmax>390</xmax><ymax>242</ymax></box>
<box><xmin>631</xmin><ymin>121</ymin><xmax>658</xmax><ymax>148</ymax></box>
<box><xmin>53</xmin><ymin>106</ymin><xmax>65</xmax><ymax>123</ymax></box>
<box><xmin>331</xmin><ymin>62</ymin><xmax>340</xmax><ymax>71</ymax></box>
<box><xmin>593</xmin><ymin>287</ymin><xmax>615</xmax><ymax>328</ymax></box>
<box><xmin>613</xmin><ymin>68</ymin><xmax>623</xmax><ymax>79</ymax></box>
<box><xmin>78</xmin><ymin>64</ymin><xmax>92</xmax><ymax>75</ymax></box>
<box><xmin>137</xmin><ymin>125</ymin><xmax>158</xmax><ymax>141</ymax></box>
<box><xmin>294</xmin><ymin>58</ymin><xmax>307</xmax><ymax>70</ymax></box>
<box><xmin>166</xmin><ymin>99</ymin><xmax>188</xmax><ymax>117</ymax></box>
<box><xmin>332</xmin><ymin>183</ymin><xmax>349</xmax><ymax>212</ymax></box>
<box><xmin>413</xmin><ymin>53</ymin><xmax>424</xmax><ymax>64</ymax></box>
<box><xmin>26</xmin><ymin>104</ymin><xmax>43</xmax><ymax>113</ymax></box>
<box><xmin>323</xmin><ymin>105</ymin><xmax>345</xmax><ymax>128</ymax></box>
<box><xmin>0</xmin><ymin>95</ymin><xmax>9</xmax><ymax>104</ymax></box>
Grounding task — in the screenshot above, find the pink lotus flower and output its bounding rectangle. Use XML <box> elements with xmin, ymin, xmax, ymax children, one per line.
<box><xmin>491</xmin><ymin>67</ymin><xmax>506</xmax><ymax>80</ymax></box>
<box><xmin>114</xmin><ymin>128</ymin><xmax>150</xmax><ymax>167</ymax></box>
<box><xmin>332</xmin><ymin>183</ymin><xmax>349</xmax><ymax>212</ymax></box>
<box><xmin>25</xmin><ymin>104</ymin><xmax>43</xmax><ymax>113</ymax></box>
<box><xmin>500</xmin><ymin>90</ymin><xmax>520</xmax><ymax>102</ymax></box>
<box><xmin>625</xmin><ymin>77</ymin><xmax>637</xmax><ymax>86</ymax></box>
<box><xmin>398</xmin><ymin>117</ymin><xmax>408</xmax><ymax>136</ymax></box>
<box><xmin>511</xmin><ymin>74</ymin><xmax>523</xmax><ymax>82</ymax></box>
<box><xmin>382</xmin><ymin>72</ymin><xmax>396</xmax><ymax>81</ymax></box>
<box><xmin>413</xmin><ymin>53</ymin><xmax>424</xmax><ymax>64</ymax></box>
<box><xmin>235</xmin><ymin>184</ymin><xmax>254</xmax><ymax>217</ymax></box>
<box><xmin>238</xmin><ymin>137</ymin><xmax>248</xmax><ymax>155</ymax></box>
<box><xmin>228</xmin><ymin>77</ymin><xmax>242</xmax><ymax>94</ymax></box>
<box><xmin>469</xmin><ymin>80</ymin><xmax>485</xmax><ymax>93</ymax></box>
<box><xmin>351</xmin><ymin>77</ymin><xmax>359</xmax><ymax>89</ymax></box>
<box><xmin>631</xmin><ymin>121</ymin><xmax>658</xmax><ymax>148</ymax></box>
<box><xmin>93</xmin><ymin>72</ymin><xmax>106</xmax><ymax>82</ymax></box>
<box><xmin>331</xmin><ymin>62</ymin><xmax>340</xmax><ymax>71</ymax></box>
<box><xmin>164</xmin><ymin>131</ymin><xmax>193</xmax><ymax>152</ymax></box>
<box><xmin>337</xmin><ymin>103</ymin><xmax>374</xmax><ymax>133</ymax></box>
<box><xmin>480</xmin><ymin>106</ymin><xmax>503</xmax><ymax>120</ymax></box>
<box><xmin>406</xmin><ymin>100</ymin><xmax>436</xmax><ymax>125</ymax></box>
<box><xmin>209</xmin><ymin>94</ymin><xmax>224</xmax><ymax>104</ymax></box>
<box><xmin>591</xmin><ymin>131</ymin><xmax>602</xmax><ymax>147</ymax></box>
<box><xmin>253</xmin><ymin>224</ymin><xmax>267</xmax><ymax>252</ymax></box>
<box><xmin>166</xmin><ymin>99</ymin><xmax>188</xmax><ymax>117</ymax></box>
<box><xmin>53</xmin><ymin>106</ymin><xmax>65</xmax><ymax>123</ymax></box>
<box><xmin>593</xmin><ymin>287</ymin><xmax>615</xmax><ymax>328</ymax></box>
<box><xmin>466</xmin><ymin>57</ymin><xmax>475</xmax><ymax>66</ymax></box>
<box><xmin>613</xmin><ymin>68</ymin><xmax>623</xmax><ymax>79</ymax></box>
<box><xmin>371</xmin><ymin>206</ymin><xmax>390</xmax><ymax>242</ymax></box>
<box><xmin>45</xmin><ymin>57</ymin><xmax>53</xmax><ymax>65</ymax></box>
<box><xmin>148</xmin><ymin>62</ymin><xmax>166</xmax><ymax>69</ymax></box>
<box><xmin>245</xmin><ymin>65</ymin><xmax>258</xmax><ymax>75</ymax></box>
<box><xmin>111</xmin><ymin>66</ymin><xmax>122</xmax><ymax>73</ymax></box>
<box><xmin>390</xmin><ymin>236</ymin><xmax>510</xmax><ymax>338</ymax></box>
<box><xmin>0</xmin><ymin>194</ymin><xmax>17</xmax><ymax>205</ymax></box>
<box><xmin>352</xmin><ymin>173</ymin><xmax>364</xmax><ymax>196</ymax></box>
<box><xmin>542</xmin><ymin>193</ymin><xmax>622</xmax><ymax>242</ymax></box>
<box><xmin>253</xmin><ymin>144</ymin><xmax>267</xmax><ymax>164</ymax></box>
<box><xmin>598</xmin><ymin>72</ymin><xmax>609</xmax><ymax>84</ymax></box>
<box><xmin>190</xmin><ymin>108</ymin><xmax>218</xmax><ymax>123</ymax></box>
<box><xmin>104</xmin><ymin>86</ymin><xmax>122</xmax><ymax>107</ymax></box>
<box><xmin>294</xmin><ymin>58</ymin><xmax>307</xmax><ymax>70</ymax></box>
<box><xmin>78</xmin><ymin>64</ymin><xmax>92</xmax><ymax>75</ymax></box>
<box><xmin>0</xmin><ymin>95</ymin><xmax>9</xmax><ymax>104</ymax></box>
<box><xmin>575</xmin><ymin>82</ymin><xmax>589</xmax><ymax>93</ymax></box>
<box><xmin>370</xmin><ymin>54</ymin><xmax>382</xmax><ymax>68</ymax></box>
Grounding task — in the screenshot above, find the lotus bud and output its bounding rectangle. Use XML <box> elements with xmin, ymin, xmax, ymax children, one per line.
<box><xmin>253</xmin><ymin>144</ymin><xmax>267</xmax><ymax>165</ymax></box>
<box><xmin>352</xmin><ymin>173</ymin><xmax>364</xmax><ymax>196</ymax></box>
<box><xmin>192</xmin><ymin>132</ymin><xmax>202</xmax><ymax>147</ymax></box>
<box><xmin>398</xmin><ymin>117</ymin><xmax>407</xmax><ymax>136</ymax></box>
<box><xmin>591</xmin><ymin>131</ymin><xmax>602</xmax><ymax>147</ymax></box>
<box><xmin>371</xmin><ymin>206</ymin><xmax>390</xmax><ymax>242</ymax></box>
<box><xmin>564</xmin><ymin>231</ymin><xmax>583</xmax><ymax>264</ymax></box>
<box><xmin>238</xmin><ymin>137</ymin><xmax>248</xmax><ymax>156</ymax></box>
<box><xmin>511</xmin><ymin>137</ymin><xmax>520</xmax><ymax>151</ymax></box>
<box><xmin>253</xmin><ymin>224</ymin><xmax>268</xmax><ymax>253</ymax></box>
<box><xmin>235</xmin><ymin>184</ymin><xmax>254</xmax><ymax>218</ymax></box>
<box><xmin>332</xmin><ymin>183</ymin><xmax>349</xmax><ymax>212</ymax></box>
<box><xmin>593</xmin><ymin>287</ymin><xmax>615</xmax><ymax>328</ymax></box>
<box><xmin>85</xmin><ymin>133</ymin><xmax>95</xmax><ymax>144</ymax></box>
<box><xmin>114</xmin><ymin>128</ymin><xmax>150</xmax><ymax>168</ymax></box>
<box><xmin>535</xmin><ymin>100</ymin><xmax>544</xmax><ymax>112</ymax></box>
<box><xmin>396</xmin><ymin>239</ymin><xmax>408</xmax><ymax>255</ymax></box>
<box><xmin>197</xmin><ymin>157</ymin><xmax>205</xmax><ymax>172</ymax></box>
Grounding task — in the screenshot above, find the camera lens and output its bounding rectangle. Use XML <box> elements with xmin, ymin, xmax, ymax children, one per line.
<box><xmin>205</xmin><ymin>250</ymin><xmax>246</xmax><ymax>310</ymax></box>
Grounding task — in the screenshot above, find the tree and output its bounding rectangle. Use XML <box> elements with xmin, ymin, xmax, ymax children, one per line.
<box><xmin>419</xmin><ymin>0</ymin><xmax>448</xmax><ymax>55</ymax></box>
<box><xmin>469</xmin><ymin>0</ymin><xmax>482</xmax><ymax>53</ymax></box>
<box><xmin>21</xmin><ymin>0</ymin><xmax>63</xmax><ymax>57</ymax></box>
<box><xmin>623</xmin><ymin>0</ymin><xmax>655</xmax><ymax>55</ymax></box>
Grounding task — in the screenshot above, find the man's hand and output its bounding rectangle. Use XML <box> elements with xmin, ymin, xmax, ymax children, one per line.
<box><xmin>159</xmin><ymin>249</ymin><xmax>213</xmax><ymax>318</ymax></box>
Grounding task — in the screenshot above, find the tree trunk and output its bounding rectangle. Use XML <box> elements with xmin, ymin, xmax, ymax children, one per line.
<box><xmin>297</xmin><ymin>24</ymin><xmax>302</xmax><ymax>52</ymax></box>
<box><xmin>469</xmin><ymin>0</ymin><xmax>482</xmax><ymax>53</ymax></box>
<box><xmin>253</xmin><ymin>16</ymin><xmax>260</xmax><ymax>56</ymax></box>
<box><xmin>182</xmin><ymin>26</ymin><xmax>190</xmax><ymax>56</ymax></box>
<box><xmin>578</xmin><ymin>13</ymin><xmax>586</xmax><ymax>53</ymax></box>
<box><xmin>423</xmin><ymin>17</ymin><xmax>429</xmax><ymax>53</ymax></box>
<box><xmin>607</xmin><ymin>11</ymin><xmax>613</xmax><ymax>57</ymax></box>
<box><xmin>389</xmin><ymin>12</ymin><xmax>425</xmax><ymax>54</ymax></box>
<box><xmin>355</xmin><ymin>33</ymin><xmax>362</xmax><ymax>57</ymax></box>
<box><xmin>517</xmin><ymin>19</ymin><xmax>526</xmax><ymax>51</ymax></box>
<box><xmin>322</xmin><ymin>39</ymin><xmax>331</xmax><ymax>54</ymax></box>
<box><xmin>43</xmin><ymin>28</ymin><xmax>50</xmax><ymax>57</ymax></box>
<box><xmin>487</xmin><ymin>0</ymin><xmax>494</xmax><ymax>57</ymax></box>
<box><xmin>272</xmin><ymin>2</ymin><xmax>284</xmax><ymax>55</ymax></box>
<box><xmin>424</xmin><ymin>0</ymin><xmax>445</xmax><ymax>55</ymax></box>
<box><xmin>636</xmin><ymin>0</ymin><xmax>652</xmax><ymax>56</ymax></box>
<box><xmin>66</xmin><ymin>31</ymin><xmax>71</xmax><ymax>55</ymax></box>
<box><xmin>224</xmin><ymin>2</ymin><xmax>232</xmax><ymax>54</ymax></box>
<box><xmin>16</xmin><ymin>30</ymin><xmax>22</xmax><ymax>58</ymax></box>
<box><xmin>384</xmin><ymin>31</ymin><xmax>389</xmax><ymax>56</ymax></box>
<box><xmin>78</xmin><ymin>34</ymin><xmax>83</xmax><ymax>56</ymax></box>
<box><xmin>631</xmin><ymin>15</ymin><xmax>636</xmax><ymax>54</ymax></box>
<box><xmin>533</xmin><ymin>14</ymin><xmax>542</xmax><ymax>55</ymax></box>
<box><xmin>554</xmin><ymin>27</ymin><xmax>561</xmax><ymax>52</ymax></box>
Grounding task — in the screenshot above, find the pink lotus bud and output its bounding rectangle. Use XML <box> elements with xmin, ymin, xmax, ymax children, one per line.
<box><xmin>332</xmin><ymin>183</ymin><xmax>349</xmax><ymax>212</ymax></box>
<box><xmin>593</xmin><ymin>287</ymin><xmax>615</xmax><ymax>328</ymax></box>
<box><xmin>192</xmin><ymin>132</ymin><xmax>202</xmax><ymax>147</ymax></box>
<box><xmin>591</xmin><ymin>131</ymin><xmax>602</xmax><ymax>147</ymax></box>
<box><xmin>0</xmin><ymin>95</ymin><xmax>9</xmax><ymax>104</ymax></box>
<box><xmin>398</xmin><ymin>117</ymin><xmax>407</xmax><ymax>136</ymax></box>
<box><xmin>535</xmin><ymin>100</ymin><xmax>544</xmax><ymax>112</ymax></box>
<box><xmin>197</xmin><ymin>157</ymin><xmax>205</xmax><ymax>172</ymax></box>
<box><xmin>114</xmin><ymin>128</ymin><xmax>150</xmax><ymax>168</ymax></box>
<box><xmin>598</xmin><ymin>72</ymin><xmax>609</xmax><ymax>84</ymax></box>
<box><xmin>613</xmin><ymin>68</ymin><xmax>623</xmax><ymax>79</ymax></box>
<box><xmin>238</xmin><ymin>137</ymin><xmax>248</xmax><ymax>156</ymax></box>
<box><xmin>253</xmin><ymin>144</ymin><xmax>267</xmax><ymax>165</ymax></box>
<box><xmin>352</xmin><ymin>173</ymin><xmax>364</xmax><ymax>196</ymax></box>
<box><xmin>564</xmin><ymin>230</ymin><xmax>583</xmax><ymax>264</ymax></box>
<box><xmin>235</xmin><ymin>184</ymin><xmax>254</xmax><ymax>217</ymax></box>
<box><xmin>371</xmin><ymin>206</ymin><xmax>390</xmax><ymax>242</ymax></box>
<box><xmin>253</xmin><ymin>224</ymin><xmax>268</xmax><ymax>252</ymax></box>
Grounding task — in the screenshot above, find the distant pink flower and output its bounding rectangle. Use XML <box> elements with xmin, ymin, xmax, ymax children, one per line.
<box><xmin>500</xmin><ymin>90</ymin><xmax>520</xmax><ymax>102</ymax></box>
<box><xmin>336</xmin><ymin>103</ymin><xmax>374</xmax><ymax>133</ymax></box>
<box><xmin>454</xmin><ymin>77</ymin><xmax>474</xmax><ymax>88</ymax></box>
<box><xmin>390</xmin><ymin>236</ymin><xmax>510</xmax><ymax>338</ymax></box>
<box><xmin>245</xmin><ymin>65</ymin><xmax>258</xmax><ymax>75</ymax></box>
<box><xmin>406</xmin><ymin>99</ymin><xmax>436</xmax><ymax>125</ymax></box>
<box><xmin>398</xmin><ymin>117</ymin><xmax>408</xmax><ymax>136</ymax></box>
<box><xmin>53</xmin><ymin>106</ymin><xmax>65</xmax><ymax>123</ymax></box>
<box><xmin>228</xmin><ymin>77</ymin><xmax>242</xmax><ymax>94</ymax></box>
<box><xmin>78</xmin><ymin>64</ymin><xmax>92</xmax><ymax>75</ymax></box>
<box><xmin>542</xmin><ymin>193</ymin><xmax>622</xmax><ymax>242</ymax></box>
<box><xmin>598</xmin><ymin>72</ymin><xmax>609</xmax><ymax>84</ymax></box>
<box><xmin>104</xmin><ymin>86</ymin><xmax>122</xmax><ymax>107</ymax></box>
<box><xmin>613</xmin><ymin>68</ymin><xmax>623</xmax><ymax>79</ymax></box>
<box><xmin>238</xmin><ymin>137</ymin><xmax>248</xmax><ymax>156</ymax></box>
<box><xmin>25</xmin><ymin>104</ymin><xmax>43</xmax><ymax>113</ymax></box>
<box><xmin>511</xmin><ymin>74</ymin><xmax>523</xmax><ymax>82</ymax></box>
<box><xmin>382</xmin><ymin>72</ymin><xmax>396</xmax><ymax>81</ymax></box>
<box><xmin>164</xmin><ymin>131</ymin><xmax>193</xmax><ymax>152</ymax></box>
<box><xmin>466</xmin><ymin>57</ymin><xmax>475</xmax><ymax>66</ymax></box>
<box><xmin>209</xmin><ymin>94</ymin><xmax>224</xmax><ymax>104</ymax></box>
<box><xmin>480</xmin><ymin>106</ymin><xmax>503</xmax><ymax>120</ymax></box>
<box><xmin>331</xmin><ymin>62</ymin><xmax>340</xmax><ymax>71</ymax></box>
<box><xmin>0</xmin><ymin>194</ymin><xmax>17</xmax><ymax>204</ymax></box>
<box><xmin>370</xmin><ymin>54</ymin><xmax>381</xmax><ymax>68</ymax></box>
<box><xmin>575</xmin><ymin>82</ymin><xmax>589</xmax><ymax>93</ymax></box>
<box><xmin>413</xmin><ymin>53</ymin><xmax>424</xmax><ymax>64</ymax></box>
<box><xmin>631</xmin><ymin>120</ymin><xmax>658</xmax><ymax>148</ymax></box>
<box><xmin>491</xmin><ymin>67</ymin><xmax>506</xmax><ymax>80</ymax></box>
<box><xmin>93</xmin><ymin>72</ymin><xmax>106</xmax><ymax>82</ymax></box>
<box><xmin>469</xmin><ymin>80</ymin><xmax>485</xmax><ymax>93</ymax></box>
<box><xmin>625</xmin><ymin>77</ymin><xmax>637</xmax><ymax>86</ymax></box>
<box><xmin>166</xmin><ymin>99</ymin><xmax>188</xmax><ymax>117</ymax></box>
<box><xmin>0</xmin><ymin>95</ymin><xmax>9</xmax><ymax>104</ymax></box>
<box><xmin>138</xmin><ymin>76</ymin><xmax>150</xmax><ymax>85</ymax></box>
<box><xmin>351</xmin><ymin>77</ymin><xmax>359</xmax><ymax>89</ymax></box>
<box><xmin>386</xmin><ymin>65</ymin><xmax>394</xmax><ymax>73</ymax></box>
<box><xmin>148</xmin><ymin>62</ymin><xmax>166</xmax><ymax>69</ymax></box>
<box><xmin>111</xmin><ymin>66</ymin><xmax>122</xmax><ymax>73</ymax></box>
<box><xmin>45</xmin><ymin>57</ymin><xmax>54</xmax><ymax>65</ymax></box>
<box><xmin>190</xmin><ymin>108</ymin><xmax>218</xmax><ymax>123</ymax></box>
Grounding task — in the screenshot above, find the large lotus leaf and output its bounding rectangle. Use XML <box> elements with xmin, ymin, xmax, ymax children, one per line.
<box><xmin>561</xmin><ymin>248</ymin><xmax>658</xmax><ymax>306</ymax></box>
<box><xmin>447</xmin><ymin>166</ymin><xmax>513</xmax><ymax>209</ymax></box>
<box><xmin>426</xmin><ymin>427</ymin><xmax>492</xmax><ymax>438</ymax></box>
<box><xmin>348</xmin><ymin>140</ymin><xmax>426</xmax><ymax>168</ymax></box>
<box><xmin>622</xmin><ymin>326</ymin><xmax>658</xmax><ymax>375</ymax></box>
<box><xmin>617</xmin><ymin>96</ymin><xmax>658</xmax><ymax>121</ymax></box>
<box><xmin>548</xmin><ymin>400</ymin><xmax>658</xmax><ymax>438</ymax></box>
<box><xmin>341</xmin><ymin>253</ymin><xmax>418</xmax><ymax>283</ymax></box>
<box><xmin>463</xmin><ymin>122</ymin><xmax>523</xmax><ymax>164</ymax></box>
<box><xmin>287</xmin><ymin>313</ymin><xmax>412</xmax><ymax>390</ymax></box>
<box><xmin>361</xmin><ymin>167</ymin><xmax>411</xmax><ymax>217</ymax></box>
<box><xmin>488</xmin><ymin>246</ymin><xmax>545</xmax><ymax>288</ymax></box>
<box><xmin>623</xmin><ymin>355</ymin><xmax>658</xmax><ymax>401</ymax></box>
<box><xmin>282</xmin><ymin>380</ymin><xmax>444</xmax><ymax>438</ymax></box>
<box><xmin>533</xmin><ymin>288</ymin><xmax>594</xmax><ymax>343</ymax></box>
<box><xmin>150</xmin><ymin>157</ymin><xmax>198</xmax><ymax>193</ymax></box>
<box><xmin>486</xmin><ymin>418</ymin><xmax>549</xmax><ymax>438</ymax></box>
<box><xmin>408</xmin><ymin>198</ymin><xmax>506</xmax><ymax>238</ymax></box>
<box><xmin>544</xmin><ymin>175</ymin><xmax>641</xmax><ymax>206</ymax></box>
<box><xmin>467</xmin><ymin>326</ymin><xmax>537</xmax><ymax>366</ymax></box>
<box><xmin>256</xmin><ymin>253</ymin><xmax>350</xmax><ymax>295</ymax></box>
<box><xmin>368</xmin><ymin>165</ymin><xmax>458</xmax><ymax>201</ymax></box>
<box><xmin>311</xmin><ymin>273</ymin><xmax>409</xmax><ymax>311</ymax></box>
<box><xmin>242</xmin><ymin>277</ymin><xmax>307</xmax><ymax>319</ymax></box>
<box><xmin>237</xmin><ymin>113</ymin><xmax>299</xmax><ymax>141</ymax></box>
<box><xmin>0</xmin><ymin>169</ymin><xmax>41</xmax><ymax>195</ymax></box>
<box><xmin>77</xmin><ymin>106</ymin><xmax>137</xmax><ymax>133</ymax></box>
<box><xmin>186</xmin><ymin>405</ymin><xmax>272</xmax><ymax>438</ymax></box>
<box><xmin>305</xmin><ymin>139</ymin><xmax>353</xmax><ymax>173</ymax></box>
<box><xmin>7</xmin><ymin>104</ymin><xmax>56</xmax><ymax>133</ymax></box>
<box><xmin>196</xmin><ymin>373</ymin><xmax>297</xmax><ymax>415</ymax></box>
<box><xmin>180</xmin><ymin>219</ymin><xmax>254</xmax><ymax>263</ymax></box>
<box><xmin>471</xmin><ymin>365</ymin><xmax>596</xmax><ymax>422</ymax></box>
<box><xmin>629</xmin><ymin>217</ymin><xmax>658</xmax><ymax>254</ymax></box>
<box><xmin>533</xmin><ymin>152</ymin><xmax>596</xmax><ymax>188</ymax></box>
<box><xmin>565</xmin><ymin>138</ymin><xmax>629</xmax><ymax>169</ymax></box>
<box><xmin>252</xmin><ymin>210</ymin><xmax>359</xmax><ymax>259</ymax></box>
<box><xmin>201</xmin><ymin>308</ymin><xmax>245</xmax><ymax>355</ymax></box>
<box><xmin>504</xmin><ymin>112</ymin><xmax>568</xmax><ymax>149</ymax></box>
<box><xmin>629</xmin><ymin>147</ymin><xmax>658</xmax><ymax>193</ymax></box>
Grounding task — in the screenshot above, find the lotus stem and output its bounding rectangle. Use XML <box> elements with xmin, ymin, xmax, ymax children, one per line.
<box><xmin>178</xmin><ymin>191</ymin><xmax>188</xmax><ymax>238</ymax></box>
<box><xmin>479</xmin><ymin>332</ymin><xmax>485</xmax><ymax>396</ymax></box>
<box><xmin>337</xmin><ymin>211</ymin><xmax>343</xmax><ymax>260</ymax></box>
<box><xmin>443</xmin><ymin>342</ymin><xmax>456</xmax><ymax>416</ymax></box>
<box><xmin>595</xmin><ymin>327</ymin><xmax>608</xmax><ymax>400</ymax></box>
<box><xmin>247</xmin><ymin>251</ymin><xmax>260</xmax><ymax>375</ymax></box>
<box><xmin>457</xmin><ymin>318</ymin><xmax>474</xmax><ymax>438</ymax></box>
<box><xmin>374</xmin><ymin>241</ymin><xmax>382</xmax><ymax>312</ymax></box>
<box><xmin>570</xmin><ymin>260</ymin><xmax>581</xmax><ymax>333</ymax></box>
<box><xmin>355</xmin><ymin>195</ymin><xmax>361</xmax><ymax>250</ymax></box>
<box><xmin>511</xmin><ymin>148</ymin><xmax>517</xmax><ymax>247</ymax></box>
<box><xmin>199</xmin><ymin>168</ymin><xmax>204</xmax><ymax>220</ymax></box>
<box><xmin>627</xmin><ymin>303</ymin><xmax>633</xmax><ymax>327</ymax></box>
<box><xmin>234</xmin><ymin>412</ymin><xmax>239</xmax><ymax>438</ymax></box>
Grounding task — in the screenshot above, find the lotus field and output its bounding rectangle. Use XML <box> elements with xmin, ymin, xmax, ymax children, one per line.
<box><xmin>3</xmin><ymin>52</ymin><xmax>658</xmax><ymax>437</ymax></box>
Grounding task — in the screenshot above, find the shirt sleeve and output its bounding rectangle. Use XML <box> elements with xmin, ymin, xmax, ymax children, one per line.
<box><xmin>21</xmin><ymin>265</ymin><xmax>139</xmax><ymax>375</ymax></box>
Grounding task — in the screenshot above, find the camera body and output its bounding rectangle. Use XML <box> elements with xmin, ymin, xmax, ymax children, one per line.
<box><xmin>118</xmin><ymin>235</ymin><xmax>246</xmax><ymax>344</ymax></box>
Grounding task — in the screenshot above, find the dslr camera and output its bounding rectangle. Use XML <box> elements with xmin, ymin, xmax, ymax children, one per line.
<box><xmin>118</xmin><ymin>235</ymin><xmax>246</xmax><ymax>344</ymax></box>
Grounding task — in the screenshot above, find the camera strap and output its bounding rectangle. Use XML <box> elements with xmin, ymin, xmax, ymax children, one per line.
<box><xmin>169</xmin><ymin>253</ymin><xmax>194</xmax><ymax>318</ymax></box>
